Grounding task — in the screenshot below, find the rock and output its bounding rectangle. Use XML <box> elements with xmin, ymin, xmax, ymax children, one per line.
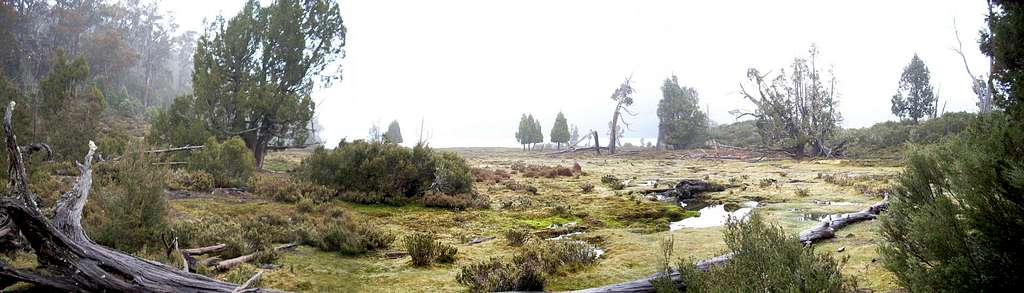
<box><xmin>845</xmin><ymin>233</ymin><xmax>855</xmax><ymax>238</ymax></box>
<box><xmin>836</xmin><ymin>246</ymin><xmax>845</xmax><ymax>252</ymax></box>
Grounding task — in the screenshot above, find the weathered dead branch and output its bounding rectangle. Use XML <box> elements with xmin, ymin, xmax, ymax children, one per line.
<box><xmin>0</xmin><ymin>102</ymin><xmax>280</xmax><ymax>292</ymax></box>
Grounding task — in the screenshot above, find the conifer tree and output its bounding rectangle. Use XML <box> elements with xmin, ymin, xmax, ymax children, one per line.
<box><xmin>550</xmin><ymin>112</ymin><xmax>570</xmax><ymax>149</ymax></box>
<box><xmin>657</xmin><ymin>75</ymin><xmax>708</xmax><ymax>149</ymax></box>
<box><xmin>384</xmin><ymin>120</ymin><xmax>403</xmax><ymax>144</ymax></box>
<box><xmin>891</xmin><ymin>54</ymin><xmax>936</xmax><ymax>123</ymax></box>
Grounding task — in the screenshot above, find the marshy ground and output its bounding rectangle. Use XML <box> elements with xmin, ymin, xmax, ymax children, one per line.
<box><xmin>173</xmin><ymin>147</ymin><xmax>901</xmax><ymax>292</ymax></box>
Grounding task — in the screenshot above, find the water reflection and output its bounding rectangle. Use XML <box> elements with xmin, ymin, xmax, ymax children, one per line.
<box><xmin>670</xmin><ymin>201</ymin><xmax>759</xmax><ymax>230</ymax></box>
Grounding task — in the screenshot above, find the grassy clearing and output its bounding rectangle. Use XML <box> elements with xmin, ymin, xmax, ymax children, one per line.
<box><xmin>168</xmin><ymin>148</ymin><xmax>900</xmax><ymax>292</ymax></box>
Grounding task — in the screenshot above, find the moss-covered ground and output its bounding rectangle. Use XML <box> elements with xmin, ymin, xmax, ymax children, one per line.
<box><xmin>170</xmin><ymin>147</ymin><xmax>901</xmax><ymax>292</ymax></box>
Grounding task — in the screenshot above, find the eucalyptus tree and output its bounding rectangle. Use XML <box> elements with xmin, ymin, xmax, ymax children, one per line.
<box><xmin>607</xmin><ymin>76</ymin><xmax>635</xmax><ymax>154</ymax></box>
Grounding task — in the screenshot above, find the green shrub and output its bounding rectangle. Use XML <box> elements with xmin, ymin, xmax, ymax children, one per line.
<box><xmin>879</xmin><ymin>113</ymin><xmax>1024</xmax><ymax>291</ymax></box>
<box><xmin>302</xmin><ymin>214</ymin><xmax>395</xmax><ymax>255</ymax></box>
<box><xmin>189</xmin><ymin>137</ymin><xmax>255</xmax><ymax>187</ymax></box>
<box><xmin>455</xmin><ymin>240</ymin><xmax>598</xmax><ymax>292</ymax></box>
<box><xmin>168</xmin><ymin>169</ymin><xmax>215</xmax><ymax>192</ymax></box>
<box><xmin>435</xmin><ymin>243</ymin><xmax>458</xmax><ymax>264</ymax></box>
<box><xmin>580</xmin><ymin>182</ymin><xmax>595</xmax><ymax>193</ymax></box>
<box><xmin>297</xmin><ymin>141</ymin><xmax>474</xmax><ymax>205</ymax></box>
<box><xmin>420</xmin><ymin>191</ymin><xmax>490</xmax><ymax>210</ymax></box>
<box><xmin>601</xmin><ymin>175</ymin><xmax>624</xmax><ymax>190</ymax></box>
<box><xmin>503</xmin><ymin>228</ymin><xmax>531</xmax><ymax>247</ymax></box>
<box><xmin>794</xmin><ymin>187</ymin><xmax>810</xmax><ymax>197</ymax></box>
<box><xmin>678</xmin><ymin>212</ymin><xmax>850</xmax><ymax>292</ymax></box>
<box><xmin>251</xmin><ymin>174</ymin><xmax>333</xmax><ymax>203</ymax></box>
<box><xmin>88</xmin><ymin>151</ymin><xmax>170</xmax><ymax>253</ymax></box>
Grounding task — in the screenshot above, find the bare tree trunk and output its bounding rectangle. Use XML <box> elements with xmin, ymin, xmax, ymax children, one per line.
<box><xmin>593</xmin><ymin>130</ymin><xmax>601</xmax><ymax>155</ymax></box>
<box><xmin>609</xmin><ymin>107</ymin><xmax>620</xmax><ymax>154</ymax></box>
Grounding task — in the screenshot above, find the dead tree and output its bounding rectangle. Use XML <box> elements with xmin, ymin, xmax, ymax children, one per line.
<box><xmin>736</xmin><ymin>45</ymin><xmax>844</xmax><ymax>158</ymax></box>
<box><xmin>608</xmin><ymin>77</ymin><xmax>636</xmax><ymax>155</ymax></box>
<box><xmin>0</xmin><ymin>102</ymin><xmax>279</xmax><ymax>292</ymax></box>
<box><xmin>952</xmin><ymin>20</ymin><xmax>994</xmax><ymax>113</ymax></box>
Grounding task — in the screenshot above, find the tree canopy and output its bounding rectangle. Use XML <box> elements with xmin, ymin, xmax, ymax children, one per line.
<box><xmin>657</xmin><ymin>75</ymin><xmax>707</xmax><ymax>149</ymax></box>
<box><xmin>151</xmin><ymin>0</ymin><xmax>347</xmax><ymax>168</ymax></box>
<box><xmin>515</xmin><ymin>114</ymin><xmax>543</xmax><ymax>150</ymax></box>
<box><xmin>738</xmin><ymin>45</ymin><xmax>842</xmax><ymax>157</ymax></box>
<box><xmin>550</xmin><ymin>111</ymin><xmax>570</xmax><ymax>149</ymax></box>
<box><xmin>891</xmin><ymin>54</ymin><xmax>936</xmax><ymax>123</ymax></box>
<box><xmin>385</xmin><ymin>120</ymin><xmax>403</xmax><ymax>144</ymax></box>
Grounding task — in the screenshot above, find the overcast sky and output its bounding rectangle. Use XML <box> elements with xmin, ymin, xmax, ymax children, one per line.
<box><xmin>163</xmin><ymin>0</ymin><xmax>991</xmax><ymax>147</ymax></box>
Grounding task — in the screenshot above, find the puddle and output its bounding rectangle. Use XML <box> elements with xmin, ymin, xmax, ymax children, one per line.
<box><xmin>669</xmin><ymin>201</ymin><xmax>759</xmax><ymax>230</ymax></box>
<box><xmin>546</xmin><ymin>231</ymin><xmax>584</xmax><ymax>240</ymax></box>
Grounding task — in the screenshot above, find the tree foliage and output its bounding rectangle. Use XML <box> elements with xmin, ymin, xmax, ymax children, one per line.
<box><xmin>982</xmin><ymin>0</ymin><xmax>1024</xmax><ymax>121</ymax></box>
<box><xmin>515</xmin><ymin>114</ymin><xmax>543</xmax><ymax>150</ymax></box>
<box><xmin>0</xmin><ymin>0</ymin><xmax>195</xmax><ymax>117</ymax></box>
<box><xmin>879</xmin><ymin>113</ymin><xmax>1024</xmax><ymax>291</ymax></box>
<box><xmin>154</xmin><ymin>0</ymin><xmax>346</xmax><ymax>168</ymax></box>
<box><xmin>385</xmin><ymin>120</ymin><xmax>403</xmax><ymax>144</ymax></box>
<box><xmin>737</xmin><ymin>45</ymin><xmax>842</xmax><ymax>157</ymax></box>
<box><xmin>549</xmin><ymin>112</ymin><xmax>570</xmax><ymax>149</ymax></box>
<box><xmin>88</xmin><ymin>149</ymin><xmax>169</xmax><ymax>253</ymax></box>
<box><xmin>188</xmin><ymin>137</ymin><xmax>256</xmax><ymax>188</ymax></box>
<box><xmin>657</xmin><ymin>75</ymin><xmax>707</xmax><ymax>149</ymax></box>
<box><xmin>679</xmin><ymin>213</ymin><xmax>850</xmax><ymax>292</ymax></box>
<box><xmin>39</xmin><ymin>52</ymin><xmax>105</xmax><ymax>160</ymax></box>
<box><xmin>891</xmin><ymin>54</ymin><xmax>936</xmax><ymax>123</ymax></box>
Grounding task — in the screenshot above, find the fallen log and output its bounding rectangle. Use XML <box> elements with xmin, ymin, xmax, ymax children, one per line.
<box><xmin>645</xmin><ymin>179</ymin><xmax>726</xmax><ymax>200</ymax></box>
<box><xmin>466</xmin><ymin>236</ymin><xmax>496</xmax><ymax>246</ymax></box>
<box><xmin>183</xmin><ymin>243</ymin><xmax>228</xmax><ymax>255</ymax></box>
<box><xmin>798</xmin><ymin>194</ymin><xmax>888</xmax><ymax>244</ymax></box>
<box><xmin>215</xmin><ymin>243</ymin><xmax>300</xmax><ymax>271</ymax></box>
<box><xmin>546</xmin><ymin>146</ymin><xmax>610</xmax><ymax>155</ymax></box>
<box><xmin>0</xmin><ymin>102</ymin><xmax>280</xmax><ymax>292</ymax></box>
<box><xmin>559</xmin><ymin>196</ymin><xmax>889</xmax><ymax>292</ymax></box>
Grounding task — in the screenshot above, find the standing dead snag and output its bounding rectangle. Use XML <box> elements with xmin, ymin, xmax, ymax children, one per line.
<box><xmin>607</xmin><ymin>77</ymin><xmax>635</xmax><ymax>155</ymax></box>
<box><xmin>0</xmin><ymin>102</ymin><xmax>279</xmax><ymax>292</ymax></box>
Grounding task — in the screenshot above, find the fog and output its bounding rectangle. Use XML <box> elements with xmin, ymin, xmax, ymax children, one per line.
<box><xmin>164</xmin><ymin>0</ymin><xmax>991</xmax><ymax>147</ymax></box>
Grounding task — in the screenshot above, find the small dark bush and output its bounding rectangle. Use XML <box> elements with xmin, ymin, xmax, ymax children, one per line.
<box><xmin>471</xmin><ymin>167</ymin><xmax>511</xmax><ymax>184</ymax></box>
<box><xmin>580</xmin><ymin>182</ymin><xmax>595</xmax><ymax>193</ymax></box>
<box><xmin>168</xmin><ymin>169</ymin><xmax>215</xmax><ymax>192</ymax></box>
<box><xmin>251</xmin><ymin>174</ymin><xmax>333</xmax><ymax>203</ymax></box>
<box><xmin>601</xmin><ymin>174</ymin><xmax>624</xmax><ymax>190</ymax></box>
<box><xmin>302</xmin><ymin>214</ymin><xmax>395</xmax><ymax>255</ymax></box>
<box><xmin>503</xmin><ymin>228</ymin><xmax>531</xmax><ymax>247</ymax></box>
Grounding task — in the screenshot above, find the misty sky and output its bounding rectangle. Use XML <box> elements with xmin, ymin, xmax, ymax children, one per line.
<box><xmin>163</xmin><ymin>0</ymin><xmax>991</xmax><ymax>147</ymax></box>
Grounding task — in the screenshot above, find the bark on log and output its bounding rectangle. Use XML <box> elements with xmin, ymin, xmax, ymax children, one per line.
<box><xmin>184</xmin><ymin>243</ymin><xmax>228</xmax><ymax>255</ymax></box>
<box><xmin>215</xmin><ymin>243</ymin><xmax>300</xmax><ymax>271</ymax></box>
<box><xmin>0</xmin><ymin>102</ymin><xmax>280</xmax><ymax>292</ymax></box>
<box><xmin>559</xmin><ymin>196</ymin><xmax>889</xmax><ymax>292</ymax></box>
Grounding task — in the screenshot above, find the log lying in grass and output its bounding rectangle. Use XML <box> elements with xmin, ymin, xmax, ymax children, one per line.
<box><xmin>798</xmin><ymin>194</ymin><xmax>888</xmax><ymax>244</ymax></box>
<box><xmin>184</xmin><ymin>243</ymin><xmax>228</xmax><ymax>255</ymax></box>
<box><xmin>561</xmin><ymin>196</ymin><xmax>889</xmax><ymax>293</ymax></box>
<box><xmin>0</xmin><ymin>102</ymin><xmax>280</xmax><ymax>292</ymax></box>
<box><xmin>645</xmin><ymin>179</ymin><xmax>727</xmax><ymax>200</ymax></box>
<box><xmin>215</xmin><ymin>243</ymin><xmax>300</xmax><ymax>271</ymax></box>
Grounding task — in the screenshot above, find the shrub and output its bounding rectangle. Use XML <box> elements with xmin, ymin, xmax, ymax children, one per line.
<box><xmin>88</xmin><ymin>150</ymin><xmax>169</xmax><ymax>253</ymax></box>
<box><xmin>297</xmin><ymin>141</ymin><xmax>474</xmax><ymax>205</ymax></box>
<box><xmin>503</xmin><ymin>228</ymin><xmax>531</xmax><ymax>247</ymax></box>
<box><xmin>794</xmin><ymin>187</ymin><xmax>810</xmax><ymax>197</ymax></box>
<box><xmin>420</xmin><ymin>192</ymin><xmax>490</xmax><ymax>210</ymax></box>
<box><xmin>456</xmin><ymin>240</ymin><xmax>598</xmax><ymax>292</ymax></box>
<box><xmin>580</xmin><ymin>182</ymin><xmax>595</xmax><ymax>193</ymax></box>
<box><xmin>168</xmin><ymin>169</ymin><xmax>215</xmax><ymax>192</ymax></box>
<box><xmin>302</xmin><ymin>214</ymin><xmax>395</xmax><ymax>255</ymax></box>
<box><xmin>679</xmin><ymin>212</ymin><xmax>850</xmax><ymax>292</ymax></box>
<box><xmin>601</xmin><ymin>175</ymin><xmax>624</xmax><ymax>190</ymax></box>
<box><xmin>403</xmin><ymin>233</ymin><xmax>458</xmax><ymax>266</ymax></box>
<box><xmin>879</xmin><ymin>113</ymin><xmax>1024</xmax><ymax>291</ymax></box>
<box><xmin>189</xmin><ymin>137</ymin><xmax>255</xmax><ymax>187</ymax></box>
<box><xmin>435</xmin><ymin>242</ymin><xmax>458</xmax><ymax>263</ymax></box>
<box><xmin>251</xmin><ymin>174</ymin><xmax>333</xmax><ymax>203</ymax></box>
<box><xmin>472</xmin><ymin>167</ymin><xmax>511</xmax><ymax>184</ymax></box>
